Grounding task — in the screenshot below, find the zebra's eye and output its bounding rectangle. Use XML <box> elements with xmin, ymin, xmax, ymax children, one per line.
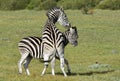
<box><xmin>64</xmin><ymin>15</ymin><xmax>67</xmax><ymax>19</ymax></box>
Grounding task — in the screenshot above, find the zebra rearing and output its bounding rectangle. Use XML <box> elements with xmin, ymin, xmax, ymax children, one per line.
<box><xmin>18</xmin><ymin>7</ymin><xmax>78</xmax><ymax>77</ymax></box>
<box><xmin>41</xmin><ymin>7</ymin><xmax>71</xmax><ymax>77</ymax></box>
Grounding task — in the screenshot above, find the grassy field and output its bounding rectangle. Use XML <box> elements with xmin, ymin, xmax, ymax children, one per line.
<box><xmin>0</xmin><ymin>9</ymin><xmax>120</xmax><ymax>81</ymax></box>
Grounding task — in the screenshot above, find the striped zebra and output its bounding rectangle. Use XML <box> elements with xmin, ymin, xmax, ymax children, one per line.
<box><xmin>18</xmin><ymin>26</ymin><xmax>78</xmax><ymax>76</ymax></box>
<box><xmin>18</xmin><ymin>7</ymin><xmax>78</xmax><ymax>77</ymax></box>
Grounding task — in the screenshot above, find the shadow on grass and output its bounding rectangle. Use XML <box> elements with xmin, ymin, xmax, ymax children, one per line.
<box><xmin>78</xmin><ymin>70</ymin><xmax>115</xmax><ymax>76</ymax></box>
<box><xmin>54</xmin><ymin>70</ymin><xmax>115</xmax><ymax>76</ymax></box>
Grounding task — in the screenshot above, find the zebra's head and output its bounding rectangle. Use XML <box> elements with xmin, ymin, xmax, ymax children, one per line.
<box><xmin>46</xmin><ymin>7</ymin><xmax>70</xmax><ymax>28</ymax></box>
<box><xmin>68</xmin><ymin>26</ymin><xmax>78</xmax><ymax>46</ymax></box>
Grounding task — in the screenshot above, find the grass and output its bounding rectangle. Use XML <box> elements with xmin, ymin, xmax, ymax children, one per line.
<box><xmin>0</xmin><ymin>9</ymin><xmax>120</xmax><ymax>81</ymax></box>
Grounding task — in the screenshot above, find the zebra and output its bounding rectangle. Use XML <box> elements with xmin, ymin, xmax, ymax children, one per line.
<box><xmin>18</xmin><ymin>7</ymin><xmax>77</xmax><ymax>77</ymax></box>
<box><xmin>41</xmin><ymin>7</ymin><xmax>73</xmax><ymax>77</ymax></box>
<box><xmin>18</xmin><ymin>26</ymin><xmax>78</xmax><ymax>76</ymax></box>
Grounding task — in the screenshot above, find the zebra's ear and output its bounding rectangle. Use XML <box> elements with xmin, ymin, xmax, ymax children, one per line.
<box><xmin>70</xmin><ymin>26</ymin><xmax>77</xmax><ymax>34</ymax></box>
<box><xmin>72</xmin><ymin>26</ymin><xmax>77</xmax><ymax>30</ymax></box>
<box><xmin>60</xmin><ymin>6</ymin><xmax>63</xmax><ymax>11</ymax></box>
<box><xmin>70</xmin><ymin>27</ymin><xmax>75</xmax><ymax>34</ymax></box>
<box><xmin>72</xmin><ymin>26</ymin><xmax>76</xmax><ymax>28</ymax></box>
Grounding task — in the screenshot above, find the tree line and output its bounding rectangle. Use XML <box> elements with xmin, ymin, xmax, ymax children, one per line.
<box><xmin>0</xmin><ymin>0</ymin><xmax>120</xmax><ymax>10</ymax></box>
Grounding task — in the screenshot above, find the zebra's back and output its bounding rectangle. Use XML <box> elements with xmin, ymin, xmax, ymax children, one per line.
<box><xmin>18</xmin><ymin>36</ymin><xmax>43</xmax><ymax>59</ymax></box>
<box><xmin>42</xmin><ymin>21</ymin><xmax>64</xmax><ymax>49</ymax></box>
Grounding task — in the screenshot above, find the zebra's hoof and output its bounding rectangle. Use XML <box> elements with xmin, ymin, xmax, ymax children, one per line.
<box><xmin>18</xmin><ymin>72</ymin><xmax>22</xmax><ymax>75</ymax></box>
<box><xmin>41</xmin><ymin>74</ymin><xmax>44</xmax><ymax>77</ymax></box>
<box><xmin>67</xmin><ymin>71</ymin><xmax>71</xmax><ymax>75</ymax></box>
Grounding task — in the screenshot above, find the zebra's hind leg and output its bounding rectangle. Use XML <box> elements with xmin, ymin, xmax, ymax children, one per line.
<box><xmin>23</xmin><ymin>55</ymin><xmax>32</xmax><ymax>75</ymax></box>
<box><xmin>64</xmin><ymin>58</ymin><xmax>71</xmax><ymax>74</ymax></box>
<box><xmin>41</xmin><ymin>54</ymin><xmax>49</xmax><ymax>76</ymax></box>
<box><xmin>18</xmin><ymin>52</ymin><xmax>29</xmax><ymax>75</ymax></box>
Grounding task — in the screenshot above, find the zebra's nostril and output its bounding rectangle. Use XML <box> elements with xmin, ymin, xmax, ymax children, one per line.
<box><xmin>67</xmin><ymin>23</ymin><xmax>70</xmax><ymax>27</ymax></box>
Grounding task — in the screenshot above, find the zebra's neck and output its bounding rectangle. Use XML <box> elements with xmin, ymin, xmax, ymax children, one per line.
<box><xmin>47</xmin><ymin>17</ymin><xmax>58</xmax><ymax>24</ymax></box>
<box><xmin>42</xmin><ymin>19</ymin><xmax>55</xmax><ymax>32</ymax></box>
<box><xmin>46</xmin><ymin>18</ymin><xmax>57</xmax><ymax>27</ymax></box>
<box><xmin>63</xmin><ymin>30</ymin><xmax>69</xmax><ymax>46</ymax></box>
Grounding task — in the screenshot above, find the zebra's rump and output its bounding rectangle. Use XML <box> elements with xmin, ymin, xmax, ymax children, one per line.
<box><xmin>18</xmin><ymin>36</ymin><xmax>43</xmax><ymax>59</ymax></box>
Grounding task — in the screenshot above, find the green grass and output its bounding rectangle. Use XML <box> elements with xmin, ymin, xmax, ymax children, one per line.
<box><xmin>0</xmin><ymin>9</ymin><xmax>120</xmax><ymax>81</ymax></box>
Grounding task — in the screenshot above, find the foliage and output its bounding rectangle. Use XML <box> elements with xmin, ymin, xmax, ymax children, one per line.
<box><xmin>57</xmin><ymin>0</ymin><xmax>101</xmax><ymax>10</ymax></box>
<box><xmin>97</xmin><ymin>0</ymin><xmax>120</xmax><ymax>10</ymax></box>
<box><xmin>27</xmin><ymin>0</ymin><xmax>41</xmax><ymax>10</ymax></box>
<box><xmin>38</xmin><ymin>0</ymin><xmax>57</xmax><ymax>10</ymax></box>
<box><xmin>57</xmin><ymin>0</ymin><xmax>82</xmax><ymax>9</ymax></box>
<box><xmin>0</xmin><ymin>0</ymin><xmax>30</xmax><ymax>10</ymax></box>
<box><xmin>0</xmin><ymin>0</ymin><xmax>120</xmax><ymax>10</ymax></box>
<box><xmin>27</xmin><ymin>0</ymin><xmax>57</xmax><ymax>10</ymax></box>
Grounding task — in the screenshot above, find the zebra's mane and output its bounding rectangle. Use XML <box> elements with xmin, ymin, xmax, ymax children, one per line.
<box><xmin>46</xmin><ymin>7</ymin><xmax>63</xmax><ymax>16</ymax></box>
<box><xmin>46</xmin><ymin>7</ymin><xmax>64</xmax><ymax>21</ymax></box>
<box><xmin>43</xmin><ymin>7</ymin><xmax>63</xmax><ymax>32</ymax></box>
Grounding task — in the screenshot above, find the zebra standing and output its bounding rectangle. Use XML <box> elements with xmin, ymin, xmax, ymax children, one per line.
<box><xmin>18</xmin><ymin>26</ymin><xmax>78</xmax><ymax>76</ymax></box>
<box><xmin>18</xmin><ymin>7</ymin><xmax>78</xmax><ymax>77</ymax></box>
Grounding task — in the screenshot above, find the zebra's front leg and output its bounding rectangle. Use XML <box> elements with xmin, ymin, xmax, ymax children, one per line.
<box><xmin>60</xmin><ymin>56</ymin><xmax>67</xmax><ymax>77</ymax></box>
<box><xmin>64</xmin><ymin>58</ymin><xmax>71</xmax><ymax>74</ymax></box>
<box><xmin>51</xmin><ymin>57</ymin><xmax>55</xmax><ymax>76</ymax></box>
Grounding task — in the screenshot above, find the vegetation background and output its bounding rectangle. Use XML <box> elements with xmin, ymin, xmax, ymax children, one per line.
<box><xmin>0</xmin><ymin>0</ymin><xmax>120</xmax><ymax>10</ymax></box>
<box><xmin>0</xmin><ymin>0</ymin><xmax>120</xmax><ymax>81</ymax></box>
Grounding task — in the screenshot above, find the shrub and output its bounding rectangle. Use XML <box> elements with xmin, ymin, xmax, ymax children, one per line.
<box><xmin>39</xmin><ymin>0</ymin><xmax>57</xmax><ymax>10</ymax></box>
<box><xmin>0</xmin><ymin>0</ymin><xmax>120</xmax><ymax>10</ymax></box>
<box><xmin>27</xmin><ymin>0</ymin><xmax>57</xmax><ymax>10</ymax></box>
<box><xmin>57</xmin><ymin>0</ymin><xmax>83</xmax><ymax>9</ymax></box>
<box><xmin>0</xmin><ymin>0</ymin><xmax>30</xmax><ymax>10</ymax></box>
<box><xmin>57</xmin><ymin>0</ymin><xmax>101</xmax><ymax>10</ymax></box>
<box><xmin>97</xmin><ymin>0</ymin><xmax>120</xmax><ymax>10</ymax></box>
<box><xmin>27</xmin><ymin>0</ymin><xmax>41</xmax><ymax>10</ymax></box>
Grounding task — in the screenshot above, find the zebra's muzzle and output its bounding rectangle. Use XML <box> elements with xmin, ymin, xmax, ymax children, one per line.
<box><xmin>72</xmin><ymin>41</ymin><xmax>78</xmax><ymax>47</ymax></box>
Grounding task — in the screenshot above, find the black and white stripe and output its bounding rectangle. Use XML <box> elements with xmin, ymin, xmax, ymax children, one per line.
<box><xmin>18</xmin><ymin>36</ymin><xmax>43</xmax><ymax>59</ymax></box>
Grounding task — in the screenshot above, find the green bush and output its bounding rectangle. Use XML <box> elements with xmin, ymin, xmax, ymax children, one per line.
<box><xmin>27</xmin><ymin>0</ymin><xmax>41</xmax><ymax>10</ymax></box>
<box><xmin>97</xmin><ymin>0</ymin><xmax>120</xmax><ymax>10</ymax></box>
<box><xmin>57</xmin><ymin>0</ymin><xmax>84</xmax><ymax>9</ymax></box>
<box><xmin>57</xmin><ymin>0</ymin><xmax>101</xmax><ymax>10</ymax></box>
<box><xmin>0</xmin><ymin>0</ymin><xmax>30</xmax><ymax>10</ymax></box>
<box><xmin>27</xmin><ymin>0</ymin><xmax>57</xmax><ymax>10</ymax></box>
<box><xmin>38</xmin><ymin>0</ymin><xmax>57</xmax><ymax>10</ymax></box>
<box><xmin>27</xmin><ymin>0</ymin><xmax>101</xmax><ymax>10</ymax></box>
<box><xmin>0</xmin><ymin>0</ymin><xmax>120</xmax><ymax>10</ymax></box>
<box><xmin>88</xmin><ymin>0</ymin><xmax>101</xmax><ymax>7</ymax></box>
